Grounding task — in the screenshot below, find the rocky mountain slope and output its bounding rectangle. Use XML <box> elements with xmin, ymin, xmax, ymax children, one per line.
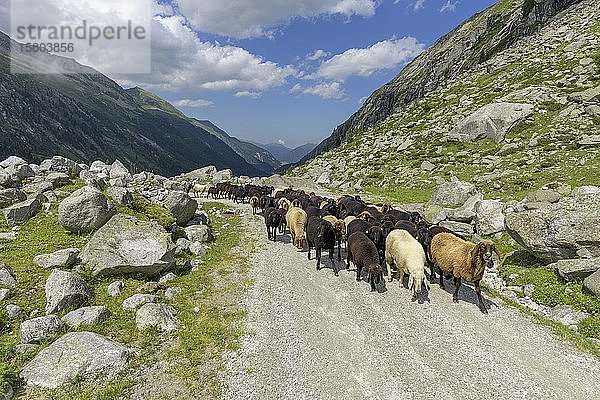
<box><xmin>0</xmin><ymin>33</ymin><xmax>272</xmax><ymax>178</ymax></box>
<box><xmin>294</xmin><ymin>0</ymin><xmax>599</xmax><ymax>202</ymax></box>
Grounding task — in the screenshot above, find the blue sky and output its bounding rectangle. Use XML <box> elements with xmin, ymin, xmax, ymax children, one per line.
<box><xmin>6</xmin><ymin>0</ymin><xmax>498</xmax><ymax>148</ymax></box>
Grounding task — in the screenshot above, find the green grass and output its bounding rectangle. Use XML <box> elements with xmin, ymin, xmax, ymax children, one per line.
<box><xmin>116</xmin><ymin>195</ymin><xmax>176</xmax><ymax>229</ymax></box>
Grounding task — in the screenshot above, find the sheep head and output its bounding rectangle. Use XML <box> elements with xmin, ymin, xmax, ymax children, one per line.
<box><xmin>471</xmin><ymin>240</ymin><xmax>499</xmax><ymax>269</ymax></box>
<box><xmin>408</xmin><ymin>270</ymin><xmax>426</xmax><ymax>296</ymax></box>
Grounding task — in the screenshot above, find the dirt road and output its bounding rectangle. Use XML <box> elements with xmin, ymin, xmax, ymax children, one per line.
<box><xmin>222</xmin><ymin>203</ymin><xmax>600</xmax><ymax>400</ymax></box>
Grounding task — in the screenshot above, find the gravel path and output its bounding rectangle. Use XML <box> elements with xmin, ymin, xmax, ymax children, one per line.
<box><xmin>222</xmin><ymin>203</ymin><xmax>600</xmax><ymax>400</ymax></box>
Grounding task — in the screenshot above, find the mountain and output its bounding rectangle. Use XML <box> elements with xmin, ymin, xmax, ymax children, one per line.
<box><xmin>293</xmin><ymin>0</ymin><xmax>600</xmax><ymax>201</ymax></box>
<box><xmin>299</xmin><ymin>0</ymin><xmax>586</xmax><ymax>165</ymax></box>
<box><xmin>258</xmin><ymin>143</ymin><xmax>317</xmax><ymax>164</ymax></box>
<box><xmin>0</xmin><ymin>32</ymin><xmax>269</xmax><ymax>177</ymax></box>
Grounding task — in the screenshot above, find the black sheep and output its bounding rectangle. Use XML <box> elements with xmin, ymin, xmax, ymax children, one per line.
<box><xmin>305</xmin><ymin>206</ymin><xmax>322</xmax><ymax>220</ymax></box>
<box><xmin>347</xmin><ymin>232</ymin><xmax>383</xmax><ymax>292</ymax></box>
<box><xmin>263</xmin><ymin>207</ymin><xmax>282</xmax><ymax>241</ymax></box>
<box><xmin>306</xmin><ymin>216</ymin><xmax>337</xmax><ymax>276</ymax></box>
<box><xmin>394</xmin><ymin>220</ymin><xmax>418</xmax><ymax>239</ymax></box>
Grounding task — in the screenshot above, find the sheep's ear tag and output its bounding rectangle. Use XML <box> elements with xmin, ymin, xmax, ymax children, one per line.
<box><xmin>365</xmin><ymin>230</ymin><xmax>369</xmax><ymax>234</ymax></box>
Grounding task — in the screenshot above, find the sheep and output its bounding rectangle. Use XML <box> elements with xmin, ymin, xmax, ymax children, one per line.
<box><xmin>278</xmin><ymin>197</ymin><xmax>292</xmax><ymax>211</ymax></box>
<box><xmin>322</xmin><ymin>215</ymin><xmax>346</xmax><ymax>261</ymax></box>
<box><xmin>291</xmin><ymin>199</ymin><xmax>302</xmax><ymax>208</ymax></box>
<box><xmin>286</xmin><ymin>207</ymin><xmax>308</xmax><ymax>249</ymax></box>
<box><xmin>343</xmin><ymin>215</ymin><xmax>357</xmax><ymax>227</ymax></box>
<box><xmin>347</xmin><ymin>232</ymin><xmax>383</xmax><ymax>292</ymax></box>
<box><xmin>250</xmin><ymin>196</ymin><xmax>260</xmax><ymax>214</ymax></box>
<box><xmin>385</xmin><ymin>230</ymin><xmax>427</xmax><ymax>297</ymax></box>
<box><xmin>263</xmin><ymin>207</ymin><xmax>282</xmax><ymax>241</ymax></box>
<box><xmin>305</xmin><ymin>206</ymin><xmax>322</xmax><ymax>220</ymax></box>
<box><xmin>418</xmin><ymin>225</ymin><xmax>466</xmax><ymax>282</ymax></box>
<box><xmin>394</xmin><ymin>220</ymin><xmax>418</xmax><ymax>239</ymax></box>
<box><xmin>430</xmin><ymin>233</ymin><xmax>499</xmax><ymax>314</ymax></box>
<box><xmin>306</xmin><ymin>216</ymin><xmax>337</xmax><ymax>276</ymax></box>
<box><xmin>358</xmin><ymin>210</ymin><xmax>376</xmax><ymax>222</ymax></box>
<box><xmin>190</xmin><ymin>183</ymin><xmax>208</xmax><ymax>198</ymax></box>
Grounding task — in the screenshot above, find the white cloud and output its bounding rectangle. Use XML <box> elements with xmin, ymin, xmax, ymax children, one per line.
<box><xmin>176</xmin><ymin>0</ymin><xmax>377</xmax><ymax>39</ymax></box>
<box><xmin>235</xmin><ymin>90</ymin><xmax>262</xmax><ymax>99</ymax></box>
<box><xmin>314</xmin><ymin>37</ymin><xmax>424</xmax><ymax>81</ymax></box>
<box><xmin>290</xmin><ymin>82</ymin><xmax>347</xmax><ymax>100</ymax></box>
<box><xmin>413</xmin><ymin>0</ymin><xmax>426</xmax><ymax>11</ymax></box>
<box><xmin>307</xmin><ymin>49</ymin><xmax>330</xmax><ymax>61</ymax></box>
<box><xmin>118</xmin><ymin>15</ymin><xmax>296</xmax><ymax>93</ymax></box>
<box><xmin>173</xmin><ymin>99</ymin><xmax>214</xmax><ymax>108</ymax></box>
<box><xmin>440</xmin><ymin>0</ymin><xmax>459</xmax><ymax>13</ymax></box>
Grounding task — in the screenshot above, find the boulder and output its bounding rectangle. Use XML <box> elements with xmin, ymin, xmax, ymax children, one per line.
<box><xmin>0</xmin><ymin>156</ymin><xmax>27</xmax><ymax>169</ymax></box>
<box><xmin>505</xmin><ymin>194</ymin><xmax>600</xmax><ymax>262</ymax></box>
<box><xmin>39</xmin><ymin>156</ymin><xmax>82</xmax><ymax>178</ymax></box>
<box><xmin>3</xmin><ymin>197</ymin><xmax>41</xmax><ymax>226</ymax></box>
<box><xmin>212</xmin><ymin>169</ymin><xmax>232</xmax><ymax>183</ymax></box>
<box><xmin>45</xmin><ymin>172</ymin><xmax>71</xmax><ymax>189</ymax></box>
<box><xmin>445</xmin><ymin>193</ymin><xmax>483</xmax><ymax>222</ymax></box>
<box><xmin>6</xmin><ymin>304</ymin><xmax>21</xmax><ymax>319</ymax></box>
<box><xmin>21</xmin><ymin>181</ymin><xmax>53</xmax><ymax>196</ymax></box>
<box><xmin>80</xmin><ymin>214</ymin><xmax>175</xmax><ymax>277</ymax></box>
<box><xmin>107</xmin><ymin>281</ymin><xmax>124</xmax><ymax>297</ymax></box>
<box><xmin>58</xmin><ymin>186</ymin><xmax>116</xmax><ymax>233</ymax></box>
<box><xmin>62</xmin><ymin>306</ymin><xmax>111</xmax><ymax>329</ymax></box>
<box><xmin>0</xmin><ymin>289</ymin><xmax>9</xmax><ymax>301</ymax></box>
<box><xmin>526</xmin><ymin>188</ymin><xmax>562</xmax><ymax>204</ymax></box>
<box><xmin>106</xmin><ymin>186</ymin><xmax>133</xmax><ymax>206</ymax></box>
<box><xmin>189</xmin><ymin>242</ymin><xmax>207</xmax><ymax>257</ymax></box>
<box><xmin>20</xmin><ymin>332</ymin><xmax>130</xmax><ymax>389</ymax></box>
<box><xmin>583</xmin><ymin>269</ymin><xmax>600</xmax><ymax>296</ymax></box>
<box><xmin>109</xmin><ymin>160</ymin><xmax>132</xmax><ymax>180</ymax></box>
<box><xmin>551</xmin><ymin>258</ymin><xmax>600</xmax><ymax>281</ymax></box>
<box><xmin>33</xmin><ymin>248</ymin><xmax>80</xmax><ymax>269</ymax></box>
<box><xmin>429</xmin><ymin>178</ymin><xmax>479</xmax><ymax>207</ymax></box>
<box><xmin>0</xmin><ymin>266</ymin><xmax>16</xmax><ymax>287</ymax></box>
<box><xmin>164</xmin><ymin>191</ymin><xmax>197</xmax><ymax>226</ymax></box>
<box><xmin>165</xmin><ymin>287</ymin><xmax>182</xmax><ymax>299</ymax></box>
<box><xmin>316</xmin><ymin>172</ymin><xmax>331</xmax><ymax>185</ymax></box>
<box><xmin>19</xmin><ymin>315</ymin><xmax>64</xmax><ymax>344</ymax></box>
<box><xmin>183</xmin><ymin>166</ymin><xmax>217</xmax><ymax>181</ymax></box>
<box><xmin>439</xmin><ymin>220</ymin><xmax>474</xmax><ymax>236</ymax></box>
<box><xmin>5</xmin><ymin>164</ymin><xmax>35</xmax><ymax>180</ymax></box>
<box><xmin>573</xmin><ymin>186</ymin><xmax>600</xmax><ymax>196</ymax></box>
<box><xmin>0</xmin><ymin>188</ymin><xmax>27</xmax><ymax>208</ymax></box>
<box><xmin>474</xmin><ymin>200</ymin><xmax>505</xmax><ymax>235</ymax></box>
<box><xmin>80</xmin><ymin>170</ymin><xmax>108</xmax><ymax>191</ymax></box>
<box><xmin>44</xmin><ymin>269</ymin><xmax>90</xmax><ymax>315</ymax></box>
<box><xmin>0</xmin><ymin>169</ymin><xmax>20</xmax><ymax>189</ymax></box>
<box><xmin>158</xmin><ymin>272</ymin><xmax>176</xmax><ymax>286</ymax></box>
<box><xmin>184</xmin><ymin>225</ymin><xmax>213</xmax><ymax>244</ymax></box>
<box><xmin>448</xmin><ymin>102</ymin><xmax>534</xmax><ymax>143</ymax></box>
<box><xmin>122</xmin><ymin>294</ymin><xmax>156</xmax><ymax>311</ymax></box>
<box><xmin>135</xmin><ymin>303</ymin><xmax>178</xmax><ymax>332</ymax></box>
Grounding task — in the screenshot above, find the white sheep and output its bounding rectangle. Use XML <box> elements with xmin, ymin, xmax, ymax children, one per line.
<box><xmin>286</xmin><ymin>207</ymin><xmax>308</xmax><ymax>249</ymax></box>
<box><xmin>385</xmin><ymin>229</ymin><xmax>427</xmax><ymax>296</ymax></box>
<box><xmin>190</xmin><ymin>183</ymin><xmax>208</xmax><ymax>198</ymax></box>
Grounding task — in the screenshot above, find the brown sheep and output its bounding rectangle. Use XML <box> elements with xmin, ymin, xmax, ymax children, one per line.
<box><xmin>322</xmin><ymin>215</ymin><xmax>346</xmax><ymax>261</ymax></box>
<box><xmin>430</xmin><ymin>233</ymin><xmax>499</xmax><ymax>314</ymax></box>
<box><xmin>286</xmin><ymin>207</ymin><xmax>308</xmax><ymax>249</ymax></box>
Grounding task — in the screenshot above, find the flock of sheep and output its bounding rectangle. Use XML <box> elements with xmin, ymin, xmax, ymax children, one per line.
<box><xmin>202</xmin><ymin>182</ymin><xmax>499</xmax><ymax>314</ymax></box>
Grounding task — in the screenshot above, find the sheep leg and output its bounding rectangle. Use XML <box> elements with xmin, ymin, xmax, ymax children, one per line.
<box><xmin>398</xmin><ymin>270</ymin><xmax>405</xmax><ymax>289</ymax></box>
<box><xmin>439</xmin><ymin>268</ymin><xmax>445</xmax><ymax>289</ymax></box>
<box><xmin>308</xmin><ymin>245</ymin><xmax>311</xmax><ymax>260</ymax></box>
<box><xmin>316</xmin><ymin>248</ymin><xmax>321</xmax><ymax>270</ymax></box>
<box><xmin>337</xmin><ymin>240</ymin><xmax>341</xmax><ymax>261</ymax></box>
<box><xmin>346</xmin><ymin>250</ymin><xmax>351</xmax><ymax>270</ymax></box>
<box><xmin>386</xmin><ymin>259</ymin><xmax>393</xmax><ymax>283</ymax></box>
<box><xmin>452</xmin><ymin>277</ymin><xmax>461</xmax><ymax>303</ymax></box>
<box><xmin>370</xmin><ymin>273</ymin><xmax>376</xmax><ymax>292</ymax></box>
<box><xmin>475</xmin><ymin>280</ymin><xmax>488</xmax><ymax>314</ymax></box>
<box><xmin>356</xmin><ymin>264</ymin><xmax>362</xmax><ymax>281</ymax></box>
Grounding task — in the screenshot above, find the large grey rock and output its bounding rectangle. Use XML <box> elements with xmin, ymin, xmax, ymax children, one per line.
<box><xmin>19</xmin><ymin>315</ymin><xmax>64</xmax><ymax>344</ymax></box>
<box><xmin>526</xmin><ymin>188</ymin><xmax>562</xmax><ymax>204</ymax></box>
<box><xmin>0</xmin><ymin>188</ymin><xmax>27</xmax><ymax>208</ymax></box>
<box><xmin>5</xmin><ymin>163</ymin><xmax>35</xmax><ymax>180</ymax></box>
<box><xmin>212</xmin><ymin>169</ymin><xmax>232</xmax><ymax>183</ymax></box>
<box><xmin>316</xmin><ymin>172</ymin><xmax>330</xmax><ymax>185</ymax></box>
<box><xmin>475</xmin><ymin>200</ymin><xmax>505</xmax><ymax>235</ymax></box>
<box><xmin>0</xmin><ymin>156</ymin><xmax>27</xmax><ymax>169</ymax></box>
<box><xmin>448</xmin><ymin>102</ymin><xmax>534</xmax><ymax>143</ymax></box>
<box><xmin>183</xmin><ymin>166</ymin><xmax>217</xmax><ymax>181</ymax></box>
<box><xmin>62</xmin><ymin>306</ymin><xmax>111</xmax><ymax>329</ymax></box>
<box><xmin>20</xmin><ymin>332</ymin><xmax>130</xmax><ymax>389</ymax></box>
<box><xmin>439</xmin><ymin>220</ymin><xmax>474</xmax><ymax>236</ymax></box>
<box><xmin>39</xmin><ymin>156</ymin><xmax>82</xmax><ymax>178</ymax></box>
<box><xmin>0</xmin><ymin>169</ymin><xmax>20</xmax><ymax>189</ymax></box>
<box><xmin>106</xmin><ymin>186</ymin><xmax>133</xmax><ymax>206</ymax></box>
<box><xmin>505</xmin><ymin>194</ymin><xmax>600</xmax><ymax>262</ymax></box>
<box><xmin>0</xmin><ymin>289</ymin><xmax>9</xmax><ymax>301</ymax></box>
<box><xmin>45</xmin><ymin>172</ymin><xmax>71</xmax><ymax>189</ymax></box>
<box><xmin>135</xmin><ymin>303</ymin><xmax>178</xmax><ymax>332</ymax></box>
<box><xmin>0</xmin><ymin>266</ymin><xmax>16</xmax><ymax>287</ymax></box>
<box><xmin>6</xmin><ymin>304</ymin><xmax>21</xmax><ymax>319</ymax></box>
<box><xmin>33</xmin><ymin>248</ymin><xmax>80</xmax><ymax>269</ymax></box>
<box><xmin>184</xmin><ymin>225</ymin><xmax>213</xmax><ymax>244</ymax></box>
<box><xmin>122</xmin><ymin>294</ymin><xmax>156</xmax><ymax>311</ymax></box>
<box><xmin>3</xmin><ymin>197</ymin><xmax>41</xmax><ymax>226</ymax></box>
<box><xmin>445</xmin><ymin>193</ymin><xmax>483</xmax><ymax>223</ymax></box>
<box><xmin>45</xmin><ymin>269</ymin><xmax>90</xmax><ymax>315</ymax></box>
<box><xmin>107</xmin><ymin>281</ymin><xmax>124</xmax><ymax>297</ymax></box>
<box><xmin>164</xmin><ymin>191</ymin><xmax>197</xmax><ymax>226</ymax></box>
<box><xmin>551</xmin><ymin>258</ymin><xmax>600</xmax><ymax>281</ymax></box>
<box><xmin>429</xmin><ymin>178</ymin><xmax>479</xmax><ymax>207</ymax></box>
<box><xmin>80</xmin><ymin>214</ymin><xmax>175</xmax><ymax>277</ymax></box>
<box><xmin>109</xmin><ymin>160</ymin><xmax>132</xmax><ymax>180</ymax></box>
<box><xmin>583</xmin><ymin>269</ymin><xmax>600</xmax><ymax>296</ymax></box>
<box><xmin>80</xmin><ymin>170</ymin><xmax>107</xmax><ymax>191</ymax></box>
<box><xmin>58</xmin><ymin>186</ymin><xmax>115</xmax><ymax>233</ymax></box>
